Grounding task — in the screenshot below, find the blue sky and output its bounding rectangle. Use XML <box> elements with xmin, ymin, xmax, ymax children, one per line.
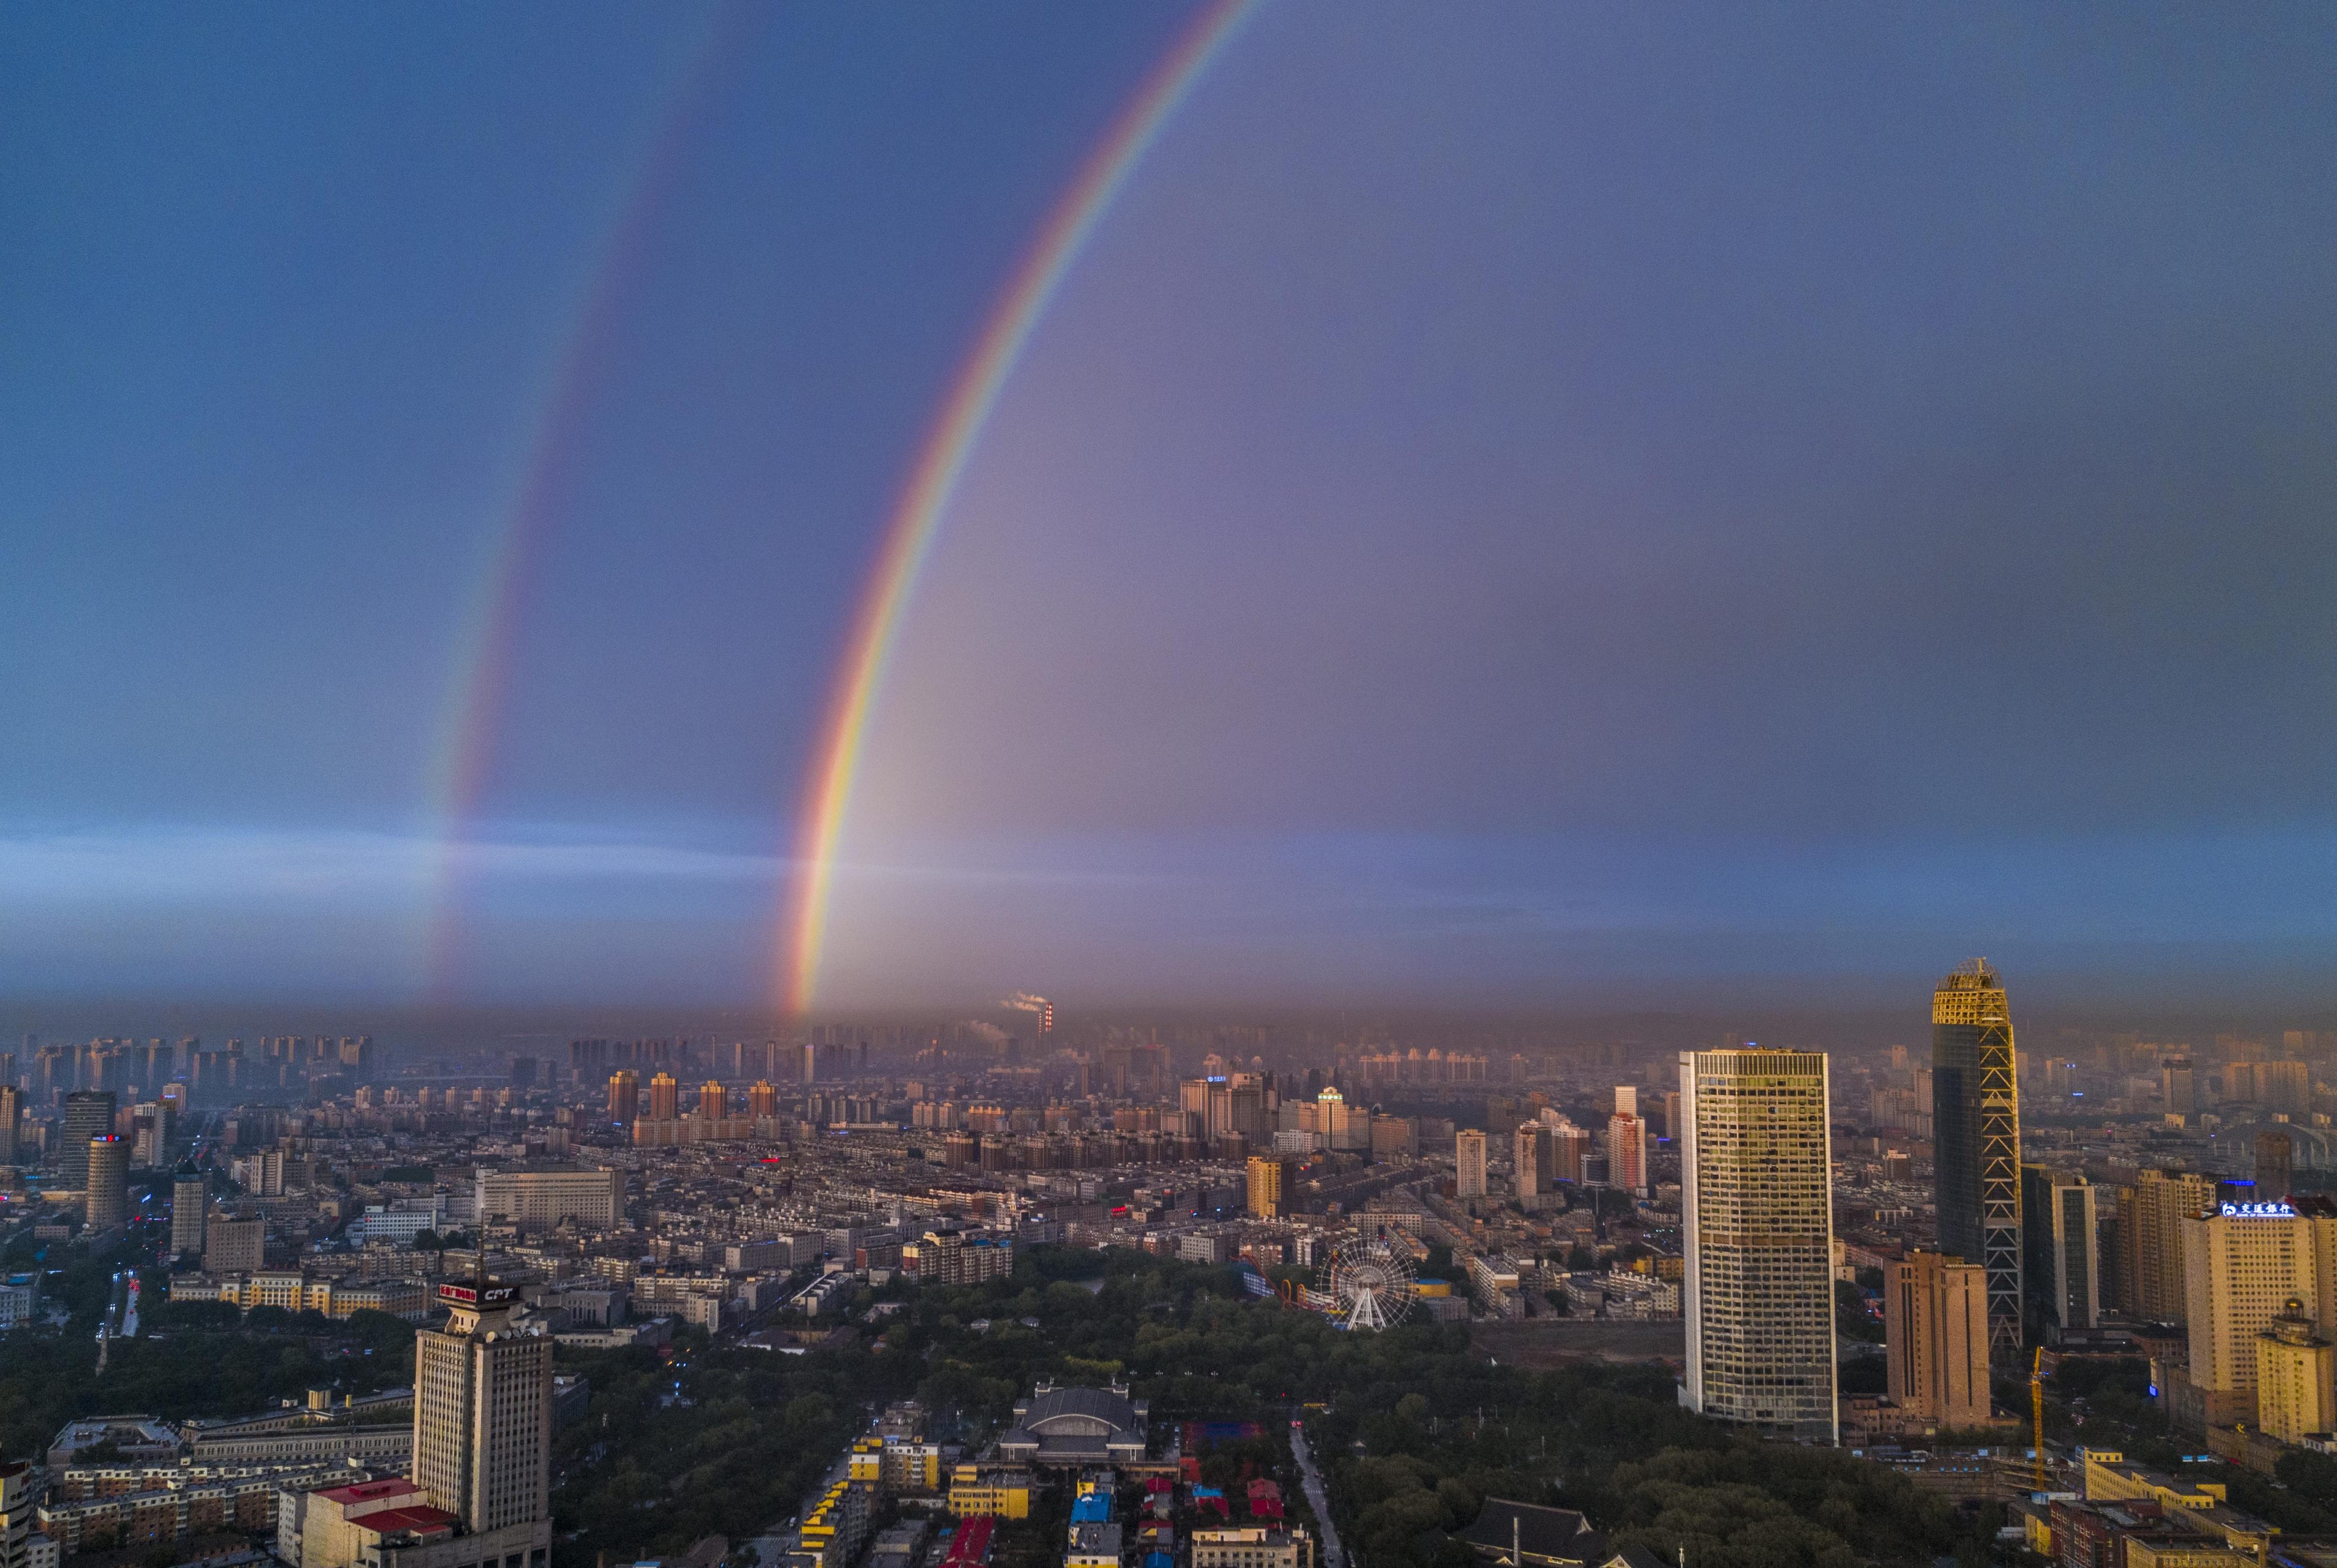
<box><xmin>5</xmin><ymin>4</ymin><xmax>2336</xmax><ymax>1012</ymax></box>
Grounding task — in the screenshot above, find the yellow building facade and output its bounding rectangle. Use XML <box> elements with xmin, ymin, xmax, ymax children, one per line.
<box><xmin>947</xmin><ymin>1466</ymin><xmax>1032</xmax><ymax>1520</ymax></box>
<box><xmin>2254</xmin><ymin>1298</ymin><xmax>2336</xmax><ymax>1444</ymax></box>
<box><xmin>2180</xmin><ymin>1210</ymin><xmax>2337</xmax><ymax>1424</ymax></box>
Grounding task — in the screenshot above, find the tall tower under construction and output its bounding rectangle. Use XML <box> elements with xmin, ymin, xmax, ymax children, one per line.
<box><xmin>1931</xmin><ymin>959</ymin><xmax>2023</xmax><ymax>1360</ymax></box>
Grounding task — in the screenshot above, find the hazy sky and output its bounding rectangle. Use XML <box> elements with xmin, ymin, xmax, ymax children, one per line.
<box><xmin>6</xmin><ymin>5</ymin><xmax>2336</xmax><ymax>1012</ymax></box>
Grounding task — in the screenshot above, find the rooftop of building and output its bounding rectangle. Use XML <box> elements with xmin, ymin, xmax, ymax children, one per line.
<box><xmin>1455</xmin><ymin>1500</ymin><xmax>1598</xmax><ymax>1565</ymax></box>
<box><xmin>356</xmin><ymin>1505</ymin><xmax>459</xmax><ymax>1535</ymax></box>
<box><xmin>317</xmin><ymin>1477</ymin><xmax>423</xmax><ymax>1505</ymax></box>
<box><xmin>1014</xmin><ymin>1383</ymin><xmax>1146</xmax><ymax>1429</ymax></box>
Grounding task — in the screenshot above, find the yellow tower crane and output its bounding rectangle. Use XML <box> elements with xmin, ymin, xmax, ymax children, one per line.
<box><xmin>2031</xmin><ymin>1347</ymin><xmax>2057</xmax><ymax>1490</ymax></box>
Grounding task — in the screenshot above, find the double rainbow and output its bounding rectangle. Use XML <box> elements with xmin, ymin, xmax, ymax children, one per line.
<box><xmin>777</xmin><ymin>0</ymin><xmax>1258</xmax><ymax>1016</ymax></box>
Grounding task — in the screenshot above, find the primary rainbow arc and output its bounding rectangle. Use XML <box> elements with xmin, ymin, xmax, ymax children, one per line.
<box><xmin>779</xmin><ymin>0</ymin><xmax>1258</xmax><ymax>1016</ymax></box>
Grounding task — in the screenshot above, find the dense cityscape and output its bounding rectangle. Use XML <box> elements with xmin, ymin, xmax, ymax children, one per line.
<box><xmin>0</xmin><ymin>965</ymin><xmax>2327</xmax><ymax>1568</ymax></box>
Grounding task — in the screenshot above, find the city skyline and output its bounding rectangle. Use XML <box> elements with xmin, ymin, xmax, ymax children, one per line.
<box><xmin>10</xmin><ymin>7</ymin><xmax>2337</xmax><ymax>1010</ymax></box>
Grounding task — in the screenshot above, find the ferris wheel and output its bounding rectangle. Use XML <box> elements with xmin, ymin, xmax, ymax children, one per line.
<box><xmin>1325</xmin><ymin>1237</ymin><xmax>1416</xmax><ymax>1332</ymax></box>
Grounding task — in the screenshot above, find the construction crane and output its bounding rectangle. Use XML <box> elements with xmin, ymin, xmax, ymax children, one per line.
<box><xmin>2031</xmin><ymin>1347</ymin><xmax>2059</xmax><ymax>1491</ymax></box>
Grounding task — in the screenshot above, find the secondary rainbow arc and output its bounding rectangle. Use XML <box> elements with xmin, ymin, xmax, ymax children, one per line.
<box><xmin>418</xmin><ymin>15</ymin><xmax>737</xmax><ymax>1000</ymax></box>
<box><xmin>779</xmin><ymin>0</ymin><xmax>1259</xmax><ymax>1015</ymax></box>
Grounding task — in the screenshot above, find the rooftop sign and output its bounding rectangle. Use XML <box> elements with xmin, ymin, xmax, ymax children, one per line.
<box><xmin>2220</xmin><ymin>1201</ymin><xmax>2295</xmax><ymax>1218</ymax></box>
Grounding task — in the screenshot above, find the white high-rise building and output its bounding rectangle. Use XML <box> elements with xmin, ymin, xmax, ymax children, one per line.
<box><xmin>2180</xmin><ymin>1207</ymin><xmax>2337</xmax><ymax>1429</ymax></box>
<box><xmin>1455</xmin><ymin>1129</ymin><xmax>1487</xmax><ymax>1198</ymax></box>
<box><xmin>1680</xmin><ymin>1048</ymin><xmax>1837</xmax><ymax>1443</ymax></box>
<box><xmin>410</xmin><ymin>1281</ymin><xmax>552</xmax><ymax>1558</ymax></box>
<box><xmin>84</xmin><ymin>1137</ymin><xmax>129</xmax><ymax>1230</ymax></box>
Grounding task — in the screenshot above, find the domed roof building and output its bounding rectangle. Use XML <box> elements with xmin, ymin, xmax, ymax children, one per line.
<box><xmin>996</xmin><ymin>1381</ymin><xmax>1149</xmax><ymax>1467</ymax></box>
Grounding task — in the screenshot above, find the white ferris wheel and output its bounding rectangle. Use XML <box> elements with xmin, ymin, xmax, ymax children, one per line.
<box><xmin>1325</xmin><ymin>1237</ymin><xmax>1416</xmax><ymax>1332</ymax></box>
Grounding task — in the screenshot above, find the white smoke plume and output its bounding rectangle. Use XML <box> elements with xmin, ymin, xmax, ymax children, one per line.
<box><xmin>999</xmin><ymin>992</ymin><xmax>1049</xmax><ymax>1014</ymax></box>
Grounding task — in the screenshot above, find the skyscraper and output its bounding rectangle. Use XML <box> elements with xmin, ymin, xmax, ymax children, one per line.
<box><xmin>2020</xmin><ymin>1166</ymin><xmax>2101</xmax><ymax>1331</ymax></box>
<box><xmin>1513</xmin><ymin>1124</ymin><xmax>1548</xmax><ymax>1203</ymax></box>
<box><xmin>170</xmin><ymin>1161</ymin><xmax>207</xmax><ymax>1257</ymax></box>
<box><xmin>1883</xmin><ymin>1250</ymin><xmax>1992</xmax><ymax>1431</ymax></box>
<box><xmin>2128</xmin><ymin>1169</ymin><xmax>2217</xmax><ymax>1323</ymax></box>
<box><xmin>1549</xmin><ymin>1120</ymin><xmax>1589</xmax><ymax>1184</ymax></box>
<box><xmin>84</xmin><ymin>1136</ymin><xmax>128</xmax><ymax>1230</ymax></box>
<box><xmin>2161</xmin><ymin>1058</ymin><xmax>2196</xmax><ymax>1115</ymax></box>
<box><xmin>1455</xmin><ymin>1129</ymin><xmax>1487</xmax><ymax>1198</ymax></box>
<box><xmin>698</xmin><ymin>1081</ymin><xmax>727</xmax><ymax>1121</ymax></box>
<box><xmin>1607</xmin><ymin>1111</ymin><xmax>1648</xmax><ymax>1197</ymax></box>
<box><xmin>2257</xmin><ymin>1130</ymin><xmax>2296</xmax><ymax>1201</ymax></box>
<box><xmin>0</xmin><ymin>1087</ymin><xmax>17</xmax><ymax>1165</ymax></box>
<box><xmin>646</xmin><ymin>1072</ymin><xmax>678</xmax><ymax>1121</ymax></box>
<box><xmin>1317</xmin><ymin>1087</ymin><xmax>1365</xmax><ymax>1152</ymax></box>
<box><xmin>1680</xmin><ymin>1047</ymin><xmax>1837</xmax><ymax>1442</ymax></box>
<box><xmin>605</xmin><ymin>1069</ymin><xmax>638</xmax><ymax>1124</ymax></box>
<box><xmin>60</xmin><ymin>1091</ymin><xmax>116</xmax><ymax>1193</ymax></box>
<box><xmin>1930</xmin><ymin>959</ymin><xmax>2023</xmax><ymax>1359</ymax></box>
<box><xmin>2180</xmin><ymin>1206</ymin><xmax>2337</xmax><ymax>1429</ymax></box>
<box><xmin>412</xmin><ymin>1280</ymin><xmax>553</xmax><ymax>1559</ymax></box>
<box><xmin>1246</xmin><ymin>1155</ymin><xmax>1285</xmax><ymax>1218</ymax></box>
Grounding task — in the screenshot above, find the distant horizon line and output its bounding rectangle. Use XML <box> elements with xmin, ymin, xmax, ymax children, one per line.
<box><xmin>3</xmin><ymin>991</ymin><xmax>2330</xmax><ymax>1039</ymax></box>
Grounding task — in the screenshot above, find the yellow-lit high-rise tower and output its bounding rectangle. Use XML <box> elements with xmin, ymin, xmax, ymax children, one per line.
<box><xmin>1932</xmin><ymin>960</ymin><xmax>2023</xmax><ymax>1360</ymax></box>
<box><xmin>1680</xmin><ymin>1047</ymin><xmax>1837</xmax><ymax>1442</ymax></box>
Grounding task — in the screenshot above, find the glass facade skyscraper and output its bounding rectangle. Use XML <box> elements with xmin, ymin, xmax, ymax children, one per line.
<box><xmin>1931</xmin><ymin>959</ymin><xmax>2023</xmax><ymax>1360</ymax></box>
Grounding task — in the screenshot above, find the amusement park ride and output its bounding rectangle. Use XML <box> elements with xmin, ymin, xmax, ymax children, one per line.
<box><xmin>1274</xmin><ymin>1233</ymin><xmax>1418</xmax><ymax>1331</ymax></box>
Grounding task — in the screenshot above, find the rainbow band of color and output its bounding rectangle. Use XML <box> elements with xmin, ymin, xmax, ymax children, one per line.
<box><xmin>780</xmin><ymin>0</ymin><xmax>1258</xmax><ymax>1016</ymax></box>
<box><xmin>420</xmin><ymin>11</ymin><xmax>738</xmax><ymax>1000</ymax></box>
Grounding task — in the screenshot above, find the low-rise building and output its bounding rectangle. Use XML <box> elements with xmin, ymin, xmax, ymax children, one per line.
<box><xmin>1066</xmin><ymin>1523</ymin><xmax>1123</xmax><ymax>1568</ymax></box>
<box><xmin>946</xmin><ymin>1466</ymin><xmax>1032</xmax><ymax>1520</ymax></box>
<box><xmin>1454</xmin><ymin>1501</ymin><xmax>1600</xmax><ymax>1568</ymax></box>
<box><xmin>347</xmin><ymin>1198</ymin><xmax>445</xmax><ymax>1247</ymax></box>
<box><xmin>167</xmin><ymin>1273</ymin><xmax>431</xmax><ymax>1322</ymax></box>
<box><xmin>38</xmin><ymin>1469</ymin><xmax>302</xmax><ymax>1553</ymax></box>
<box><xmin>996</xmin><ymin>1383</ymin><xmax>1149</xmax><ymax>1468</ymax></box>
<box><xmin>1191</xmin><ymin>1527</ymin><xmax>1315</xmax><ymax>1568</ymax></box>
<box><xmin>869</xmin><ymin>1522</ymin><xmax>927</xmax><ymax>1568</ymax></box>
<box><xmin>46</xmin><ymin>1418</ymin><xmax>183</xmax><ymax>1470</ymax></box>
<box><xmin>903</xmin><ymin>1228</ymin><xmax>1013</xmax><ymax>1285</ymax></box>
